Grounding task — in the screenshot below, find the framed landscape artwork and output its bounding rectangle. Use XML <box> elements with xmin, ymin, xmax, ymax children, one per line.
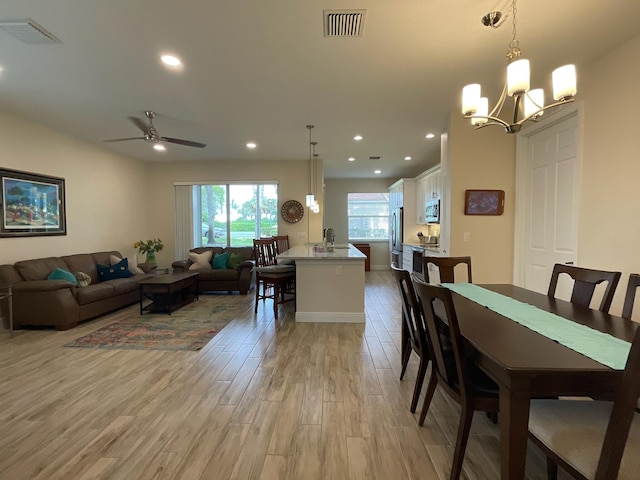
<box><xmin>464</xmin><ymin>189</ymin><xmax>505</xmax><ymax>216</ymax></box>
<box><xmin>0</xmin><ymin>168</ymin><xmax>67</xmax><ymax>237</ymax></box>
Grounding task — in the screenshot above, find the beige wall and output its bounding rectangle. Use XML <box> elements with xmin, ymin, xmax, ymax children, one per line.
<box><xmin>446</xmin><ymin>114</ymin><xmax>516</xmax><ymax>283</ymax></box>
<box><xmin>0</xmin><ymin>112</ymin><xmax>149</xmax><ymax>265</ymax></box>
<box><xmin>442</xmin><ymin>31</ymin><xmax>640</xmax><ymax>316</ymax></box>
<box><xmin>578</xmin><ymin>32</ymin><xmax>640</xmax><ymax>316</ymax></box>
<box><xmin>146</xmin><ymin>160</ymin><xmax>324</xmax><ymax>266</ymax></box>
<box><xmin>324</xmin><ymin>178</ymin><xmax>396</xmax><ymax>270</ymax></box>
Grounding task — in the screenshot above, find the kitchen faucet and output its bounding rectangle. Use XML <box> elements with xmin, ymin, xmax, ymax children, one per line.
<box><xmin>325</xmin><ymin>227</ymin><xmax>335</xmax><ymax>245</ymax></box>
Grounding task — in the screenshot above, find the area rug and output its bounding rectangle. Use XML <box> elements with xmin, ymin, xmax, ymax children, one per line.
<box><xmin>64</xmin><ymin>295</ymin><xmax>251</xmax><ymax>351</ymax></box>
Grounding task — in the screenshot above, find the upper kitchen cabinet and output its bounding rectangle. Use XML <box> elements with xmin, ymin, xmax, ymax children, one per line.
<box><xmin>415</xmin><ymin>165</ymin><xmax>442</xmax><ymax>224</ymax></box>
<box><xmin>388</xmin><ymin>178</ymin><xmax>415</xmax><ymax>212</ymax></box>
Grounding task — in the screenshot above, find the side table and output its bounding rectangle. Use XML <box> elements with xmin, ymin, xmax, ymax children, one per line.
<box><xmin>0</xmin><ymin>285</ymin><xmax>13</xmax><ymax>338</ymax></box>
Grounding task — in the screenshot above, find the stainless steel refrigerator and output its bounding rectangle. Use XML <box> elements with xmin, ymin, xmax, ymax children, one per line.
<box><xmin>390</xmin><ymin>207</ymin><xmax>403</xmax><ymax>267</ymax></box>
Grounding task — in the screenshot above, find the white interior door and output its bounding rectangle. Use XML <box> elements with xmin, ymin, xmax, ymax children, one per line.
<box><xmin>516</xmin><ymin>110</ymin><xmax>580</xmax><ymax>295</ymax></box>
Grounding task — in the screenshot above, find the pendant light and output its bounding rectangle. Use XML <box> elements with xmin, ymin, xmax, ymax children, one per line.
<box><xmin>305</xmin><ymin>125</ymin><xmax>315</xmax><ymax>207</ymax></box>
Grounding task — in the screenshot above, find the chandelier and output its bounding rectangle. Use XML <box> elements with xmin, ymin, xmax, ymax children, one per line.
<box><xmin>305</xmin><ymin>125</ymin><xmax>320</xmax><ymax>213</ymax></box>
<box><xmin>461</xmin><ymin>0</ymin><xmax>577</xmax><ymax>133</ymax></box>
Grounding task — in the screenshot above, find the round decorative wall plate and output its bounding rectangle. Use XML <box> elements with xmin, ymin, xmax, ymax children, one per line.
<box><xmin>281</xmin><ymin>200</ymin><xmax>304</xmax><ymax>223</ymax></box>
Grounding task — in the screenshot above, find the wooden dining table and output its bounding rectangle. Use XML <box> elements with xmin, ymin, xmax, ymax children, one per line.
<box><xmin>440</xmin><ymin>284</ymin><xmax>637</xmax><ymax>480</ymax></box>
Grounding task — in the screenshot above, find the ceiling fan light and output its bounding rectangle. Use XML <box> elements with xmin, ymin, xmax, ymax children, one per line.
<box><xmin>524</xmin><ymin>88</ymin><xmax>545</xmax><ymax>117</ymax></box>
<box><xmin>507</xmin><ymin>59</ymin><xmax>530</xmax><ymax>95</ymax></box>
<box><xmin>552</xmin><ymin>64</ymin><xmax>577</xmax><ymax>100</ymax></box>
<box><xmin>462</xmin><ymin>84</ymin><xmax>481</xmax><ymax>115</ymax></box>
<box><xmin>153</xmin><ymin>143</ymin><xmax>166</xmax><ymax>151</ymax></box>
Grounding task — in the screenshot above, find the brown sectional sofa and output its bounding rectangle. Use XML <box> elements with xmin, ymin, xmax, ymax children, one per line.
<box><xmin>172</xmin><ymin>246</ymin><xmax>255</xmax><ymax>294</ymax></box>
<box><xmin>0</xmin><ymin>251</ymin><xmax>154</xmax><ymax>330</ymax></box>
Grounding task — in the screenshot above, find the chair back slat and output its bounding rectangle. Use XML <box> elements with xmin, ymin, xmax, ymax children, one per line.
<box><xmin>595</xmin><ymin>326</ymin><xmax>640</xmax><ymax>479</ymax></box>
<box><xmin>253</xmin><ymin>238</ymin><xmax>278</xmax><ymax>267</ymax></box>
<box><xmin>547</xmin><ymin>263</ymin><xmax>621</xmax><ymax>313</ymax></box>
<box><xmin>391</xmin><ymin>264</ymin><xmax>428</xmax><ymax>358</ymax></box>
<box><xmin>622</xmin><ymin>273</ymin><xmax>640</xmax><ymax>320</ymax></box>
<box><xmin>272</xmin><ymin>235</ymin><xmax>290</xmax><ymax>255</ymax></box>
<box><xmin>423</xmin><ymin>256</ymin><xmax>472</xmax><ymax>284</ymax></box>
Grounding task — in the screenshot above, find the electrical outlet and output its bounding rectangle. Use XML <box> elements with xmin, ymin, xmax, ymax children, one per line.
<box><xmin>463</xmin><ymin>232</ymin><xmax>471</xmax><ymax>242</ymax></box>
<box><xmin>336</xmin><ymin>265</ymin><xmax>343</xmax><ymax>276</ymax></box>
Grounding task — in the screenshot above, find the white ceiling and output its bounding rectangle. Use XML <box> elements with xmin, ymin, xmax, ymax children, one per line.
<box><xmin>1</xmin><ymin>0</ymin><xmax>639</xmax><ymax>179</ymax></box>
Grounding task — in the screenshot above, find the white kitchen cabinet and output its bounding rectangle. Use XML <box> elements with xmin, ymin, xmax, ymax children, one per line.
<box><xmin>415</xmin><ymin>175</ymin><xmax>427</xmax><ymax>224</ymax></box>
<box><xmin>415</xmin><ymin>166</ymin><xmax>441</xmax><ymax>224</ymax></box>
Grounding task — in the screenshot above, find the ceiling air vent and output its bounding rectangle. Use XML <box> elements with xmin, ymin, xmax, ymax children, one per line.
<box><xmin>324</xmin><ymin>10</ymin><xmax>366</xmax><ymax>37</ymax></box>
<box><xmin>0</xmin><ymin>18</ymin><xmax>61</xmax><ymax>44</ymax></box>
<box><xmin>369</xmin><ymin>156</ymin><xmax>381</xmax><ymax>161</ymax></box>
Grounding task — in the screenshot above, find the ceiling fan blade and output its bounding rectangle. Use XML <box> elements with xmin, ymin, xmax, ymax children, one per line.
<box><xmin>103</xmin><ymin>137</ymin><xmax>145</xmax><ymax>143</ymax></box>
<box><xmin>128</xmin><ymin>116</ymin><xmax>149</xmax><ymax>133</ymax></box>
<box><xmin>161</xmin><ymin>137</ymin><xmax>206</xmax><ymax>148</ymax></box>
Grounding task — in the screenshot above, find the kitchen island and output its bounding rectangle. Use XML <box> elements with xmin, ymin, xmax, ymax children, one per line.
<box><xmin>277</xmin><ymin>244</ymin><xmax>366</xmax><ymax>323</ymax></box>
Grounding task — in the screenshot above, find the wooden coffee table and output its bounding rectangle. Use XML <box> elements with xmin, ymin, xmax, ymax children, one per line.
<box><xmin>139</xmin><ymin>272</ymin><xmax>199</xmax><ymax>315</ymax></box>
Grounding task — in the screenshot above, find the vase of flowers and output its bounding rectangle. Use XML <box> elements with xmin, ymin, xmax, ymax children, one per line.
<box><xmin>134</xmin><ymin>238</ymin><xmax>163</xmax><ymax>264</ymax></box>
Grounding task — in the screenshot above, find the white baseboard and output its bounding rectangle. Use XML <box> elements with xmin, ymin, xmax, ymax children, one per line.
<box><xmin>295</xmin><ymin>311</ymin><xmax>366</xmax><ymax>323</ymax></box>
<box><xmin>371</xmin><ymin>264</ymin><xmax>390</xmax><ymax>271</ymax></box>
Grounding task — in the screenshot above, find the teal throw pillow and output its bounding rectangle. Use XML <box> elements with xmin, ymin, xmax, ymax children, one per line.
<box><xmin>227</xmin><ymin>252</ymin><xmax>243</xmax><ymax>271</ymax></box>
<box><xmin>47</xmin><ymin>267</ymin><xmax>78</xmax><ymax>286</ymax></box>
<box><xmin>212</xmin><ymin>252</ymin><xmax>230</xmax><ymax>270</ymax></box>
<box><xmin>97</xmin><ymin>258</ymin><xmax>134</xmax><ymax>281</ymax></box>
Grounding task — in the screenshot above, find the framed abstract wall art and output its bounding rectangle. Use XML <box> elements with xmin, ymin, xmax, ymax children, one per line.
<box><xmin>0</xmin><ymin>168</ymin><xmax>67</xmax><ymax>237</ymax></box>
<box><xmin>464</xmin><ymin>189</ymin><xmax>505</xmax><ymax>216</ymax></box>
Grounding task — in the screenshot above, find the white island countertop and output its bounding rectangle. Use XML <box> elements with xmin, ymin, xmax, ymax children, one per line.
<box><xmin>277</xmin><ymin>244</ymin><xmax>366</xmax><ymax>261</ymax></box>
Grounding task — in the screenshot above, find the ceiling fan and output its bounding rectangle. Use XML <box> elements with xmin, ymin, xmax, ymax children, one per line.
<box><xmin>104</xmin><ymin>110</ymin><xmax>206</xmax><ymax>148</ymax></box>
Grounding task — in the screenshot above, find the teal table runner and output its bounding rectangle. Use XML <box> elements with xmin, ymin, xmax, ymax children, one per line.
<box><xmin>442</xmin><ymin>283</ymin><xmax>631</xmax><ymax>370</ymax></box>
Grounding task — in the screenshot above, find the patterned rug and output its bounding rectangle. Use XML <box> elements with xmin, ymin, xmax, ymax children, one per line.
<box><xmin>64</xmin><ymin>295</ymin><xmax>251</xmax><ymax>351</ymax></box>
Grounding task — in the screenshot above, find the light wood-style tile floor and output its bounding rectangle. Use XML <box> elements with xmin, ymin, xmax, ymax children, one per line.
<box><xmin>0</xmin><ymin>271</ymin><xmax>568</xmax><ymax>480</ymax></box>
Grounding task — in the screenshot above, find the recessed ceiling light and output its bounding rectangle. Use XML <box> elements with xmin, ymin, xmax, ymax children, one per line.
<box><xmin>353</xmin><ymin>135</ymin><xmax>363</xmax><ymax>141</ymax></box>
<box><xmin>246</xmin><ymin>142</ymin><xmax>257</xmax><ymax>149</ymax></box>
<box><xmin>404</xmin><ymin>156</ymin><xmax>412</xmax><ymax>161</ymax></box>
<box><xmin>348</xmin><ymin>157</ymin><xmax>355</xmax><ymax>162</ymax></box>
<box><xmin>160</xmin><ymin>54</ymin><xmax>182</xmax><ymax>68</ymax></box>
<box><xmin>425</xmin><ymin>133</ymin><xmax>435</xmax><ymax>139</ymax></box>
<box><xmin>374</xmin><ymin>169</ymin><xmax>381</xmax><ymax>174</ymax></box>
<box><xmin>154</xmin><ymin>143</ymin><xmax>166</xmax><ymax>151</ymax></box>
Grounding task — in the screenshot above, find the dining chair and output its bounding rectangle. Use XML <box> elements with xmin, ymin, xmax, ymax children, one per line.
<box><xmin>528</xmin><ymin>325</ymin><xmax>640</xmax><ymax>480</ymax></box>
<box><xmin>253</xmin><ymin>238</ymin><xmax>295</xmax><ymax>319</ymax></box>
<box><xmin>422</xmin><ymin>256</ymin><xmax>472</xmax><ymax>284</ymax></box>
<box><xmin>622</xmin><ymin>273</ymin><xmax>640</xmax><ymax>320</ymax></box>
<box><xmin>272</xmin><ymin>235</ymin><xmax>290</xmax><ymax>254</ymax></box>
<box><xmin>547</xmin><ymin>263</ymin><xmax>621</xmax><ymax>313</ymax></box>
<box><xmin>412</xmin><ymin>277</ymin><xmax>499</xmax><ymax>480</ymax></box>
<box><xmin>391</xmin><ymin>263</ymin><xmax>434</xmax><ymax>413</ymax></box>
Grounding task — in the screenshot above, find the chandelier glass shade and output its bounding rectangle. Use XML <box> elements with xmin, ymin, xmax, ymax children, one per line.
<box><xmin>462</xmin><ymin>0</ymin><xmax>577</xmax><ymax>133</ymax></box>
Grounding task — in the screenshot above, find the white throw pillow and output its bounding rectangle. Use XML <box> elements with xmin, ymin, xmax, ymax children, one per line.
<box><xmin>110</xmin><ymin>254</ymin><xmax>145</xmax><ymax>275</ymax></box>
<box><xmin>188</xmin><ymin>250</ymin><xmax>213</xmax><ymax>271</ymax></box>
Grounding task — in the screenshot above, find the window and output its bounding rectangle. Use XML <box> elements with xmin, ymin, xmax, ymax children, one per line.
<box><xmin>194</xmin><ymin>183</ymin><xmax>278</xmax><ymax>247</ymax></box>
<box><xmin>347</xmin><ymin>192</ymin><xmax>389</xmax><ymax>241</ymax></box>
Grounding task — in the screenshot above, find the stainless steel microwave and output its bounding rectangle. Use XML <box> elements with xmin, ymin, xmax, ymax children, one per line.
<box><xmin>425</xmin><ymin>199</ymin><xmax>440</xmax><ymax>223</ymax></box>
